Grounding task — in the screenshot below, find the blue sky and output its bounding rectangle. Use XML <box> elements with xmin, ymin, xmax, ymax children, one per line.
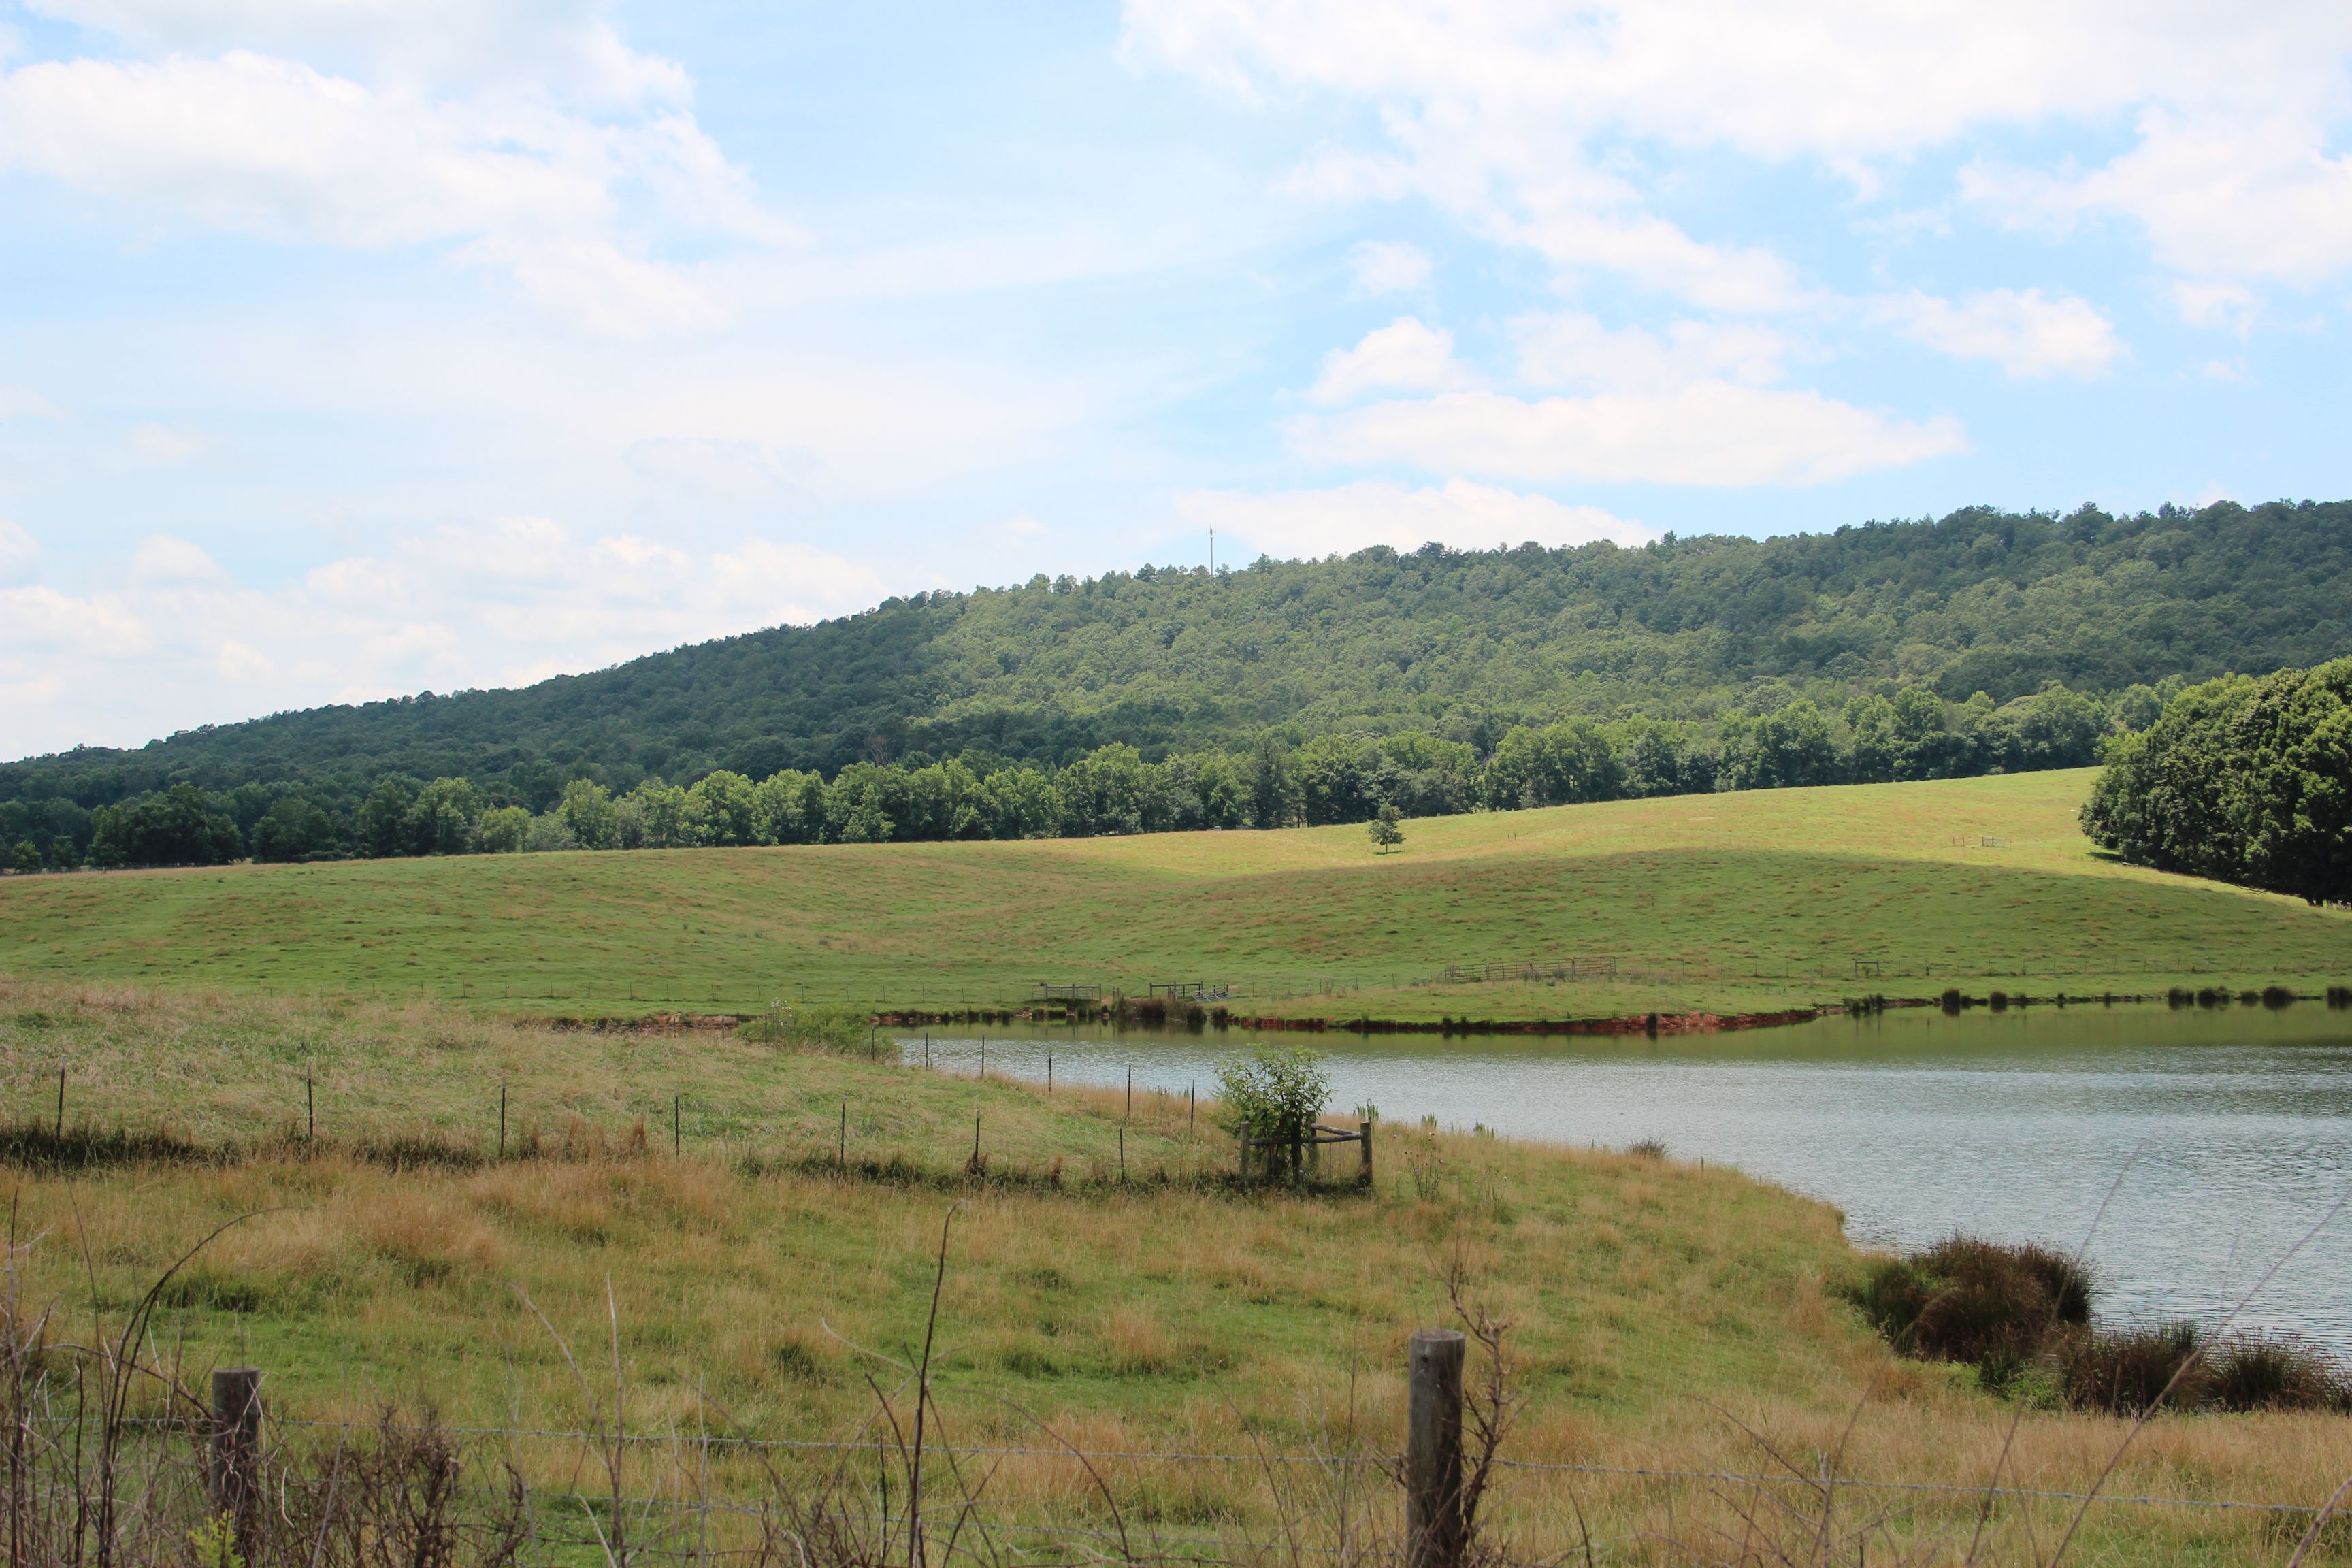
<box><xmin>3</xmin><ymin>0</ymin><xmax>2350</xmax><ymax>755</ymax></box>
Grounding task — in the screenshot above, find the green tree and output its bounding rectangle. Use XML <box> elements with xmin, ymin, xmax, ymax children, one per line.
<box><xmin>1484</xmin><ymin>719</ymin><xmax>1622</xmax><ymax>808</ymax></box>
<box><xmin>402</xmin><ymin>777</ymin><xmax>483</xmax><ymax>855</ymax></box>
<box><xmin>1731</xmin><ymin>700</ymin><xmax>1840</xmax><ymax>789</ymax></box>
<box><xmin>1843</xmin><ymin>696</ymin><xmax>1899</xmax><ymax>783</ymax></box>
<box><xmin>249</xmin><ymin>797</ymin><xmax>339</xmax><ymax>862</ymax></box>
<box><xmin>980</xmin><ymin>766</ymin><xmax>1061</xmax><ymax>838</ymax></box>
<box><xmin>753</xmin><ymin>770</ymin><xmax>826</xmax><ymax>845</ymax></box>
<box><xmin>1889</xmin><ymin>687</ymin><xmax>1964</xmax><ymax>779</ymax></box>
<box><xmin>824</xmin><ymin>763</ymin><xmax>904</xmax><ymax>843</ymax></box>
<box><xmin>354</xmin><ymin>777</ymin><xmax>419</xmax><ymax>858</ymax></box>
<box><xmin>1057</xmin><ymin>744</ymin><xmax>1154</xmax><ymax>836</ymax></box>
<box><xmin>2080</xmin><ymin>673</ymin><xmax>2260</xmax><ymax>886</ymax></box>
<box><xmin>685</xmin><ymin>769</ymin><xmax>760</xmax><ymax>845</ymax></box>
<box><xmin>557</xmin><ymin>779</ymin><xmax>620</xmax><ymax>849</ymax></box>
<box><xmin>1213</xmin><ymin>1045</ymin><xmax>1330</xmax><ymax>1181</ymax></box>
<box><xmin>476</xmin><ymin>805</ymin><xmax>531</xmax><ymax>853</ymax></box>
<box><xmin>1246</xmin><ymin>736</ymin><xmax>1303</xmax><ymax>828</ymax></box>
<box><xmin>1368</xmin><ymin>803</ymin><xmax>1404</xmax><ymax>853</ymax></box>
<box><xmin>8</xmin><ymin>840</ymin><xmax>38</xmax><ymax>874</ymax></box>
<box><xmin>86</xmin><ymin>784</ymin><xmax>242</xmax><ymax>868</ymax></box>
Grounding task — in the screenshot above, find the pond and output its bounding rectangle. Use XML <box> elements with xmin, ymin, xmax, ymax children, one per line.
<box><xmin>889</xmin><ymin>1002</ymin><xmax>2352</xmax><ymax>1354</ymax></box>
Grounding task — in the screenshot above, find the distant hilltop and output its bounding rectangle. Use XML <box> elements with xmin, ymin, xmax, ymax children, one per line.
<box><xmin>5</xmin><ymin>497</ymin><xmax>2349</xmax><ymax>815</ymax></box>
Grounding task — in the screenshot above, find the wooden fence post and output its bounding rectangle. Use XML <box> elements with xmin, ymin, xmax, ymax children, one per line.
<box><xmin>1359</xmin><ymin>1121</ymin><xmax>1374</xmax><ymax>1188</ymax></box>
<box><xmin>208</xmin><ymin>1367</ymin><xmax>263</xmax><ymax>1554</ymax></box>
<box><xmin>1406</xmin><ymin>1330</ymin><xmax>1466</xmax><ymax>1568</ymax></box>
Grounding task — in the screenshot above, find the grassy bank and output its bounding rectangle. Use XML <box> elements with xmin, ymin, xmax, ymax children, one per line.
<box><xmin>2</xmin><ymin>771</ymin><xmax>2349</xmax><ymax>1020</ymax></box>
<box><xmin>1</xmin><ymin>983</ymin><xmax>2349</xmax><ymax>1563</ymax></box>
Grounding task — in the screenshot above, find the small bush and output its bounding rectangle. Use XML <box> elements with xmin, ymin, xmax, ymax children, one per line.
<box><xmin>1846</xmin><ymin>1235</ymin><xmax>2091</xmax><ymax>1365</ymax></box>
<box><xmin>0</xmin><ymin>1120</ymin><xmax>213</xmax><ymax>1170</ymax></box>
<box><xmin>2057</xmin><ymin>1321</ymin><xmax>2211</xmax><ymax>1415</ymax></box>
<box><xmin>157</xmin><ymin>1265</ymin><xmax>274</xmax><ymax>1314</ymax></box>
<box><xmin>1213</xmin><ymin>1045</ymin><xmax>1328</xmax><ymax>1144</ymax></box>
<box><xmin>743</xmin><ymin>1003</ymin><xmax>881</xmax><ymax>1057</ymax></box>
<box><xmin>770</xmin><ymin>1335</ymin><xmax>829</xmax><ymax>1384</ymax></box>
<box><xmin>2207</xmin><ymin>1333</ymin><xmax>2352</xmax><ymax>1412</ymax></box>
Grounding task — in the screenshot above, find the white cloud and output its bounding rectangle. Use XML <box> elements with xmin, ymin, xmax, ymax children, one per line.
<box><xmin>1965</xmin><ymin>111</ymin><xmax>2352</xmax><ymax>301</ymax></box>
<box><xmin>130</xmin><ymin>534</ymin><xmax>229</xmax><ymax>585</ymax></box>
<box><xmin>1307</xmin><ymin>316</ymin><xmax>1473</xmax><ymax>404</ymax></box>
<box><xmin>1126</xmin><ymin>0</ymin><xmax>2352</xmax><ymax>306</ymax></box>
<box><xmin>1349</xmin><ymin>239</ymin><xmax>1431</xmax><ymax>295</ymax></box>
<box><xmin>0</xmin><ymin>521</ymin><xmax>40</xmax><ymax>585</ymax></box>
<box><xmin>0</xmin><ymin>388</ymin><xmax>56</xmax><ymax>419</ymax></box>
<box><xmin>25</xmin><ymin>0</ymin><xmax>687</xmax><ymax>104</ymax></box>
<box><xmin>1298</xmin><ymin>383</ymin><xmax>1965</xmax><ymax>486</ymax></box>
<box><xmin>216</xmin><ymin>639</ymin><xmax>272</xmax><ymax>681</ymax></box>
<box><xmin>1179</xmin><ymin>479</ymin><xmax>1654</xmax><ymax>559</ymax></box>
<box><xmin>2170</xmin><ymin>280</ymin><xmax>2261</xmax><ymax>333</ymax></box>
<box><xmin>1513</xmin><ymin>312</ymin><xmax>1791</xmax><ymax>393</ymax></box>
<box><xmin>1874</xmin><ymin>288</ymin><xmax>2122</xmax><ymax>378</ymax></box>
<box><xmin>0</xmin><ymin>8</ymin><xmax>789</xmax><ymax>334</ymax></box>
<box><xmin>0</xmin><ymin>518</ymin><xmax>887</xmax><ymax>753</ymax></box>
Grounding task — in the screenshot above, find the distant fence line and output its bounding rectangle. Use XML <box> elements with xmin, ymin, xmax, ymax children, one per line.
<box><xmin>148</xmin><ymin>945</ymin><xmax>2352</xmax><ymax>1019</ymax></box>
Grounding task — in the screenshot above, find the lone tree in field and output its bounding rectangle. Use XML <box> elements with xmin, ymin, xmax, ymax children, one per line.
<box><xmin>1369</xmin><ymin>803</ymin><xmax>1405</xmax><ymax>853</ymax></box>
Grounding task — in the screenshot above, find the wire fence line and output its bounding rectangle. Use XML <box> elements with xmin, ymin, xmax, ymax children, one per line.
<box><xmin>229</xmin><ymin>1418</ymin><xmax>2334</xmax><ymax>1519</ymax></box>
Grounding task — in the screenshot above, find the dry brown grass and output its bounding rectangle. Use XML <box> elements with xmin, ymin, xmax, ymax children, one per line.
<box><xmin>0</xmin><ymin>981</ymin><xmax>2345</xmax><ymax>1562</ymax></box>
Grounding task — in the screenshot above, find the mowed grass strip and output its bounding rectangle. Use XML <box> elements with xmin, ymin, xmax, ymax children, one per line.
<box><xmin>1</xmin><ymin>772</ymin><xmax>2347</xmax><ymax>1015</ymax></box>
<box><xmin>1</xmin><ymin>984</ymin><xmax>2346</xmax><ymax>1564</ymax></box>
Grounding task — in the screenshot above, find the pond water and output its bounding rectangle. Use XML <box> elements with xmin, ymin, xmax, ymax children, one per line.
<box><xmin>889</xmin><ymin>1004</ymin><xmax>2352</xmax><ymax>1354</ymax></box>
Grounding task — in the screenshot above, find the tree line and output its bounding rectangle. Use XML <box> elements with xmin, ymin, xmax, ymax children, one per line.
<box><xmin>2082</xmin><ymin>656</ymin><xmax>2352</xmax><ymax>904</ymax></box>
<box><xmin>6</xmin><ymin>680</ymin><xmax>2130</xmax><ymax>870</ymax></box>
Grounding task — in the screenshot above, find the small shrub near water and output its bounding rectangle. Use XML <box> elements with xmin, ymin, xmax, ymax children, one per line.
<box><xmin>743</xmin><ymin>1002</ymin><xmax>884</xmax><ymax>1057</ymax></box>
<box><xmin>2207</xmin><ymin>1332</ymin><xmax>2352</xmax><ymax>1412</ymax></box>
<box><xmin>1849</xmin><ymin>1235</ymin><xmax>2352</xmax><ymax>1414</ymax></box>
<box><xmin>1847</xmin><ymin>1235</ymin><xmax>2090</xmax><ymax>1369</ymax></box>
<box><xmin>2055</xmin><ymin>1322</ymin><xmax>2210</xmax><ymax>1416</ymax></box>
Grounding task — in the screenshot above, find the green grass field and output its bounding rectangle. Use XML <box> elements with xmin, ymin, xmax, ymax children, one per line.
<box><xmin>4</xmin><ymin>770</ymin><xmax>2349</xmax><ymax>1019</ymax></box>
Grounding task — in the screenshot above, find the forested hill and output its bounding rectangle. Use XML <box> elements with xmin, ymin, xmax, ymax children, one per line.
<box><xmin>10</xmin><ymin>496</ymin><xmax>2352</xmax><ymax>811</ymax></box>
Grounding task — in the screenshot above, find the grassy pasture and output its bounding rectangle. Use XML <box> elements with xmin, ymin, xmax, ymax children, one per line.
<box><xmin>2</xmin><ymin>770</ymin><xmax>2348</xmax><ymax>1019</ymax></box>
<box><xmin>1</xmin><ymin>981</ymin><xmax>2347</xmax><ymax>1564</ymax></box>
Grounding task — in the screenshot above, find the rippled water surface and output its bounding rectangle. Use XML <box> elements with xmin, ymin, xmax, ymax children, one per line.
<box><xmin>893</xmin><ymin>1004</ymin><xmax>2352</xmax><ymax>1352</ymax></box>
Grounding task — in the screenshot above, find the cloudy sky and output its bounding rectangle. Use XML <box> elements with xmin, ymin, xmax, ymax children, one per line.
<box><xmin>3</xmin><ymin>0</ymin><xmax>2350</xmax><ymax>756</ymax></box>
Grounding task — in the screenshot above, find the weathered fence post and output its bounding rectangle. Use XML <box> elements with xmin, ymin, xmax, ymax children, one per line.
<box><xmin>1407</xmin><ymin>1330</ymin><xmax>1466</xmax><ymax>1568</ymax></box>
<box><xmin>1237</xmin><ymin>1132</ymin><xmax>1250</xmax><ymax>1183</ymax></box>
<box><xmin>208</xmin><ymin>1367</ymin><xmax>263</xmax><ymax>1554</ymax></box>
<box><xmin>1359</xmin><ymin>1120</ymin><xmax>1374</xmax><ymax>1187</ymax></box>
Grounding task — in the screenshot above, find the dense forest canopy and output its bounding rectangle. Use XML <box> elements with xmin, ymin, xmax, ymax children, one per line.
<box><xmin>3</xmin><ymin>497</ymin><xmax>2349</xmax><ymax>868</ymax></box>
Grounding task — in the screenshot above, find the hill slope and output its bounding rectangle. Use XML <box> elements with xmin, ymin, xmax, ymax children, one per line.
<box><xmin>5</xmin><ymin>770</ymin><xmax>2347</xmax><ymax>1015</ymax></box>
<box><xmin>7</xmin><ymin>497</ymin><xmax>2352</xmax><ymax>808</ymax></box>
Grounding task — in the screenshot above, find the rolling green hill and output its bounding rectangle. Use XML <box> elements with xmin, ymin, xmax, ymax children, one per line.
<box><xmin>5</xmin><ymin>770</ymin><xmax>2347</xmax><ymax>1017</ymax></box>
<box><xmin>8</xmin><ymin>497</ymin><xmax>2352</xmax><ymax>815</ymax></box>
